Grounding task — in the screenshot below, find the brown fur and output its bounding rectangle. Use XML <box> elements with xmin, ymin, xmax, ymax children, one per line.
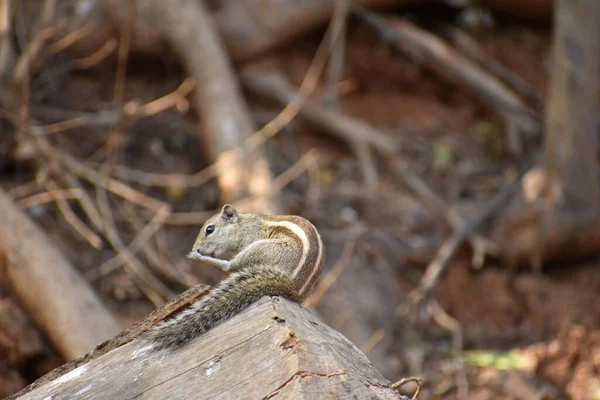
<box><xmin>145</xmin><ymin>205</ymin><xmax>325</xmax><ymax>350</ymax></box>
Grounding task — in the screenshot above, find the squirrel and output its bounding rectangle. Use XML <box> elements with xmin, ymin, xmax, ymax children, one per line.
<box><xmin>144</xmin><ymin>204</ymin><xmax>325</xmax><ymax>350</ymax></box>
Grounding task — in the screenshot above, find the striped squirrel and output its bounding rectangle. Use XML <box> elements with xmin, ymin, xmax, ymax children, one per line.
<box><xmin>145</xmin><ymin>204</ymin><xmax>324</xmax><ymax>350</ymax></box>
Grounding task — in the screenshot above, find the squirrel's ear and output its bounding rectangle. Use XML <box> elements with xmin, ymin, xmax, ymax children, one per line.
<box><xmin>221</xmin><ymin>204</ymin><xmax>239</xmax><ymax>223</ymax></box>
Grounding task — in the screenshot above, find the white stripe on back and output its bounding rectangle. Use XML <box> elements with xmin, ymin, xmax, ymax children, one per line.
<box><xmin>299</xmin><ymin>223</ymin><xmax>323</xmax><ymax>296</ymax></box>
<box><xmin>264</xmin><ymin>220</ymin><xmax>309</xmax><ymax>278</ymax></box>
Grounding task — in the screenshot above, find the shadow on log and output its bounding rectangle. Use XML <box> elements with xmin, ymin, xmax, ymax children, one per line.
<box><xmin>11</xmin><ymin>297</ymin><xmax>407</xmax><ymax>400</ymax></box>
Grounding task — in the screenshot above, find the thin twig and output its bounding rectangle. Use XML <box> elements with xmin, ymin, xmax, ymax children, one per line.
<box><xmin>242</xmin><ymin>68</ymin><xmax>398</xmax><ymax>188</ymax></box>
<box><xmin>43</xmin><ymin>181</ymin><xmax>103</xmax><ymax>249</ymax></box>
<box><xmin>17</xmin><ymin>187</ymin><xmax>83</xmax><ymax>207</ymax></box>
<box><xmin>47</xmin><ymin>20</ymin><xmax>95</xmax><ymax>55</ymax></box>
<box><xmin>87</xmin><ymin>205</ymin><xmax>171</xmax><ymax>281</ymax></box>
<box><xmin>12</xmin><ymin>0</ymin><xmax>58</xmax><ymax>84</ymax></box>
<box><xmin>359</xmin><ymin>329</ymin><xmax>385</xmax><ymax>354</ymax></box>
<box><xmin>323</xmin><ymin>0</ymin><xmax>349</xmax><ymax>108</ymax></box>
<box><xmin>305</xmin><ymin>240</ymin><xmax>355</xmax><ymax>307</ymax></box>
<box><xmin>103</xmin><ymin>0</ymin><xmax>136</xmax><ymax>157</ymax></box>
<box><xmin>352</xmin><ymin>6</ymin><xmax>541</xmax><ymax>155</ymax></box>
<box><xmin>7</xmin><ymin>180</ymin><xmax>42</xmax><ymax>198</ymax></box>
<box><xmin>32</xmin><ymin>135</ymin><xmax>168</xmax><ymax>211</ymax></box>
<box><xmin>390</xmin><ymin>376</ymin><xmax>422</xmax><ymax>400</ymax></box>
<box><xmin>113</xmin><ymin>0</ymin><xmax>135</xmax><ymax>107</ymax></box>
<box><xmin>271</xmin><ymin>149</ymin><xmax>318</xmax><ymax>193</ymax></box>
<box><xmin>410</xmin><ymin>181</ymin><xmax>518</xmax><ymax>304</ymax></box>
<box><xmin>353</xmin><ymin>140</ymin><xmax>378</xmax><ymax>188</ymax></box>
<box><xmin>61</xmin><ymin>173</ymin><xmax>105</xmax><ymax>232</ymax></box>
<box><xmin>94</xmin><ymin>174</ymin><xmax>173</xmax><ymax>306</ymax></box>
<box><xmin>242</xmin><ymin>6</ymin><xmax>346</xmax><ymax>153</ymax></box>
<box><xmin>166</xmin><ymin>150</ymin><xmax>319</xmax><ymax>225</ymax></box>
<box><xmin>31</xmin><ymin>77</ymin><xmax>194</xmax><ymax>136</ymax></box>
<box><xmin>389</xmin><ymin>158</ymin><xmax>498</xmax><ymax>267</ymax></box>
<box><xmin>135</xmin><ymin>77</ymin><xmax>195</xmax><ymax>116</ymax></box>
<box><xmin>70</xmin><ymin>39</ymin><xmax>118</xmax><ymax>70</ymax></box>
<box><xmin>430</xmin><ymin>299</ymin><xmax>468</xmax><ymax>400</ymax></box>
<box><xmin>443</xmin><ymin>26</ymin><xmax>542</xmax><ymax>106</ymax></box>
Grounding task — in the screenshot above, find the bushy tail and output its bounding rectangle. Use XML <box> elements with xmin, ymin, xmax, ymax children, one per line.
<box><xmin>144</xmin><ymin>264</ymin><xmax>300</xmax><ymax>350</ymax></box>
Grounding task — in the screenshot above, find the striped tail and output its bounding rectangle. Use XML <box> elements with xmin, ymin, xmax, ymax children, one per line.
<box><xmin>144</xmin><ymin>264</ymin><xmax>300</xmax><ymax>350</ymax></box>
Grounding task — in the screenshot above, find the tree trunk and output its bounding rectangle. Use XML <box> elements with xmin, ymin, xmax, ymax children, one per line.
<box><xmin>492</xmin><ymin>0</ymin><xmax>600</xmax><ymax>266</ymax></box>
<box><xmin>543</xmin><ymin>0</ymin><xmax>600</xmax><ymax>216</ymax></box>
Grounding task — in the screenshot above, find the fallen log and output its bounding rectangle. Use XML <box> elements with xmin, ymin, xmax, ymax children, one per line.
<box><xmin>10</xmin><ymin>297</ymin><xmax>410</xmax><ymax>400</ymax></box>
<box><xmin>0</xmin><ymin>187</ymin><xmax>122</xmax><ymax>361</ymax></box>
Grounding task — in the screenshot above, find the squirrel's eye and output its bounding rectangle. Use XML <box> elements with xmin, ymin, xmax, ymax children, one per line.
<box><xmin>205</xmin><ymin>225</ymin><xmax>215</xmax><ymax>235</ymax></box>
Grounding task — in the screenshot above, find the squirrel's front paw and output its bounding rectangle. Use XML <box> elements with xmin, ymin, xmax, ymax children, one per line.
<box><xmin>188</xmin><ymin>252</ymin><xmax>231</xmax><ymax>270</ymax></box>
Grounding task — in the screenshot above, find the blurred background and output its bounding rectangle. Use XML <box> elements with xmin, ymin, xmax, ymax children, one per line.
<box><xmin>0</xmin><ymin>0</ymin><xmax>599</xmax><ymax>399</ymax></box>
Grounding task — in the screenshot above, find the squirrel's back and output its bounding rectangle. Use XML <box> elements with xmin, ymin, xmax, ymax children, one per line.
<box><xmin>143</xmin><ymin>205</ymin><xmax>324</xmax><ymax>351</ymax></box>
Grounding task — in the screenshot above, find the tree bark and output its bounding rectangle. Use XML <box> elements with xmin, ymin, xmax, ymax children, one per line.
<box><xmin>543</xmin><ymin>0</ymin><xmax>600</xmax><ymax>215</ymax></box>
<box><xmin>10</xmin><ymin>298</ymin><xmax>407</xmax><ymax>400</ymax></box>
<box><xmin>492</xmin><ymin>0</ymin><xmax>600</xmax><ymax>266</ymax></box>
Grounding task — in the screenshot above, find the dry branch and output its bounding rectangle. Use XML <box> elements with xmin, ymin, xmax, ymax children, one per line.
<box><xmin>11</xmin><ymin>297</ymin><xmax>409</xmax><ymax>400</ymax></box>
<box><xmin>353</xmin><ymin>7</ymin><xmax>541</xmax><ymax>154</ymax></box>
<box><xmin>243</xmin><ymin>67</ymin><xmax>496</xmax><ymax>265</ymax></box>
<box><xmin>3</xmin><ymin>79</ymin><xmax>199</xmax><ymax>303</ymax></box>
<box><xmin>132</xmin><ymin>0</ymin><xmax>280</xmax><ymax>213</ymax></box>
<box><xmin>243</xmin><ymin>69</ymin><xmax>398</xmax><ymax>153</ymax></box>
<box><xmin>443</xmin><ymin>27</ymin><xmax>541</xmax><ymax>105</ymax></box>
<box><xmin>66</xmin><ymin>0</ymin><xmax>551</xmax><ymax>68</ymax></box>
<box><xmin>411</xmin><ymin>181</ymin><xmax>518</xmax><ymax>303</ymax></box>
<box><xmin>323</xmin><ymin>0</ymin><xmax>350</xmax><ymax>108</ymax></box>
<box><xmin>33</xmin><ymin>183</ymin><xmax>103</xmax><ymax>249</ymax></box>
<box><xmin>242</xmin><ymin>67</ymin><xmax>398</xmax><ymax>187</ymax></box>
<box><xmin>68</xmin><ymin>1</ymin><xmax>430</xmax><ymax>66</ymax></box>
<box><xmin>389</xmin><ymin>159</ymin><xmax>498</xmax><ymax>267</ymax></box>
<box><xmin>0</xmin><ymin>186</ymin><xmax>122</xmax><ymax>360</ymax></box>
<box><xmin>19</xmin><ymin>129</ymin><xmax>178</xmax><ymax>302</ymax></box>
<box><xmin>214</xmin><ymin>0</ymin><xmax>429</xmax><ymax>62</ymax></box>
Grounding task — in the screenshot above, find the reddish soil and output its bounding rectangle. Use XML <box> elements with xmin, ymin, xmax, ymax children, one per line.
<box><xmin>1</xmin><ymin>8</ymin><xmax>598</xmax><ymax>400</ymax></box>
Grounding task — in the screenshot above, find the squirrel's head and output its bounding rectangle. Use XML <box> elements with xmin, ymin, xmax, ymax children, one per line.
<box><xmin>191</xmin><ymin>204</ymin><xmax>244</xmax><ymax>260</ymax></box>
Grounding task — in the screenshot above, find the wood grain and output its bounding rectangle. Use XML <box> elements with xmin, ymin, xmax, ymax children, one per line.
<box><xmin>14</xmin><ymin>297</ymin><xmax>404</xmax><ymax>400</ymax></box>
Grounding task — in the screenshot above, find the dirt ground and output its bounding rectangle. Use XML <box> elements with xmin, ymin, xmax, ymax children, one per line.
<box><xmin>1</xmin><ymin>10</ymin><xmax>599</xmax><ymax>400</ymax></box>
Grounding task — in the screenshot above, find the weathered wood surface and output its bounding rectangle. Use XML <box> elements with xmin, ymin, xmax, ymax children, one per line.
<box><xmin>14</xmin><ymin>297</ymin><xmax>405</xmax><ymax>400</ymax></box>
